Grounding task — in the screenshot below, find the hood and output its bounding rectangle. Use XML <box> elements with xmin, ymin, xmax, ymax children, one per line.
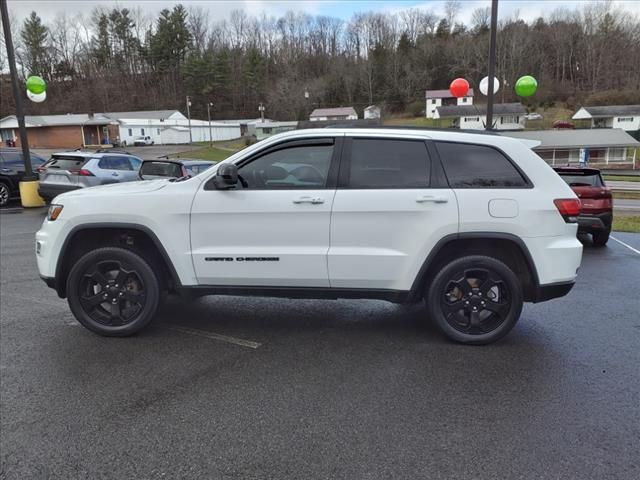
<box><xmin>56</xmin><ymin>179</ymin><xmax>169</xmax><ymax>201</ymax></box>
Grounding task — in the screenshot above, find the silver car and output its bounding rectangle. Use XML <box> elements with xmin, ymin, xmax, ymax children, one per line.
<box><xmin>38</xmin><ymin>150</ymin><xmax>143</xmax><ymax>202</ymax></box>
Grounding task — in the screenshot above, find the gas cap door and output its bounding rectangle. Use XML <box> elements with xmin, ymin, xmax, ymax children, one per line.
<box><xmin>488</xmin><ymin>199</ymin><xmax>519</xmax><ymax>218</ymax></box>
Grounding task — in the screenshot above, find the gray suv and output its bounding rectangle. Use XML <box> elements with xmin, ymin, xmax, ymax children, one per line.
<box><xmin>38</xmin><ymin>151</ymin><xmax>143</xmax><ymax>202</ymax></box>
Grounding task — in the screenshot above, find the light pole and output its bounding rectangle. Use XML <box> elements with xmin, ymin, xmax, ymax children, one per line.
<box><xmin>1</xmin><ymin>0</ymin><xmax>33</xmax><ymax>180</ymax></box>
<box><xmin>485</xmin><ymin>0</ymin><xmax>499</xmax><ymax>131</ymax></box>
<box><xmin>258</xmin><ymin>102</ymin><xmax>265</xmax><ymax>123</ymax></box>
<box><xmin>186</xmin><ymin>95</ymin><xmax>193</xmax><ymax>145</ymax></box>
<box><xmin>207</xmin><ymin>102</ymin><xmax>213</xmax><ymax>147</ymax></box>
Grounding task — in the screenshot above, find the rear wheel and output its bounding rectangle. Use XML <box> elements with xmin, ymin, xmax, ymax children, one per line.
<box><xmin>426</xmin><ymin>256</ymin><xmax>523</xmax><ymax>345</ymax></box>
<box><xmin>66</xmin><ymin>247</ymin><xmax>160</xmax><ymax>336</ymax></box>
<box><xmin>592</xmin><ymin>231</ymin><xmax>609</xmax><ymax>247</ymax></box>
<box><xmin>0</xmin><ymin>181</ymin><xmax>10</xmax><ymax>207</ymax></box>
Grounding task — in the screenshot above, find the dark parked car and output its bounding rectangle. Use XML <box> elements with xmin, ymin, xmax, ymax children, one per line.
<box><xmin>553</xmin><ymin>166</ymin><xmax>612</xmax><ymax>246</ymax></box>
<box><xmin>0</xmin><ymin>149</ymin><xmax>47</xmax><ymax>207</ymax></box>
<box><xmin>139</xmin><ymin>159</ymin><xmax>215</xmax><ymax>180</ymax></box>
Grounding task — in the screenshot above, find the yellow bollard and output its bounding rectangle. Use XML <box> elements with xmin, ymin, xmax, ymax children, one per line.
<box><xmin>19</xmin><ymin>180</ymin><xmax>46</xmax><ymax>207</ymax></box>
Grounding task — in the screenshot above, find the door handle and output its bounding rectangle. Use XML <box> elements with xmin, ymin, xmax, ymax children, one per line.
<box><xmin>416</xmin><ymin>195</ymin><xmax>448</xmax><ymax>204</ymax></box>
<box><xmin>112</xmin><ymin>172</ymin><xmax>119</xmax><ymax>176</ymax></box>
<box><xmin>293</xmin><ymin>196</ymin><xmax>324</xmax><ymax>204</ymax></box>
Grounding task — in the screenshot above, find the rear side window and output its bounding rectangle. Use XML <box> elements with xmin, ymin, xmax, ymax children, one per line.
<box><xmin>435</xmin><ymin>142</ymin><xmax>528</xmax><ymax>188</ymax></box>
<box><xmin>46</xmin><ymin>155</ymin><xmax>87</xmax><ymax>170</ymax></box>
<box><xmin>99</xmin><ymin>156</ymin><xmax>134</xmax><ymax>171</ymax></box>
<box><xmin>556</xmin><ymin>172</ymin><xmax>603</xmax><ymax>187</ymax></box>
<box><xmin>348</xmin><ymin>138</ymin><xmax>430</xmax><ymax>188</ymax></box>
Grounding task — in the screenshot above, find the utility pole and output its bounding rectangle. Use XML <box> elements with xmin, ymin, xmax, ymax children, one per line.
<box><xmin>258</xmin><ymin>102</ymin><xmax>265</xmax><ymax>123</ymax></box>
<box><xmin>207</xmin><ymin>102</ymin><xmax>213</xmax><ymax>147</ymax></box>
<box><xmin>485</xmin><ymin>0</ymin><xmax>499</xmax><ymax>131</ymax></box>
<box><xmin>186</xmin><ymin>95</ymin><xmax>193</xmax><ymax>145</ymax></box>
<box><xmin>1</xmin><ymin>0</ymin><xmax>34</xmax><ymax>179</ymax></box>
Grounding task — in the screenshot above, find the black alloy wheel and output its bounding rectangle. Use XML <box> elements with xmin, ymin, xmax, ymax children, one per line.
<box><xmin>67</xmin><ymin>247</ymin><xmax>160</xmax><ymax>336</ymax></box>
<box><xmin>427</xmin><ymin>256</ymin><xmax>523</xmax><ymax>345</ymax></box>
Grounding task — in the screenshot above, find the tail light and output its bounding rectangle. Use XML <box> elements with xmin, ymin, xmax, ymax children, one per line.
<box><xmin>70</xmin><ymin>169</ymin><xmax>94</xmax><ymax>176</ymax></box>
<box><xmin>554</xmin><ymin>198</ymin><xmax>581</xmax><ymax>223</ymax></box>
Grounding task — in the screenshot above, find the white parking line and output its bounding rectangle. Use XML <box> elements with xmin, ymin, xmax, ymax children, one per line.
<box><xmin>163</xmin><ymin>326</ymin><xmax>262</xmax><ymax>349</ymax></box>
<box><xmin>610</xmin><ymin>235</ymin><xmax>640</xmax><ymax>255</ymax></box>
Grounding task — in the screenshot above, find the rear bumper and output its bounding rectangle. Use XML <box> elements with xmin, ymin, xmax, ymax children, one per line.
<box><xmin>533</xmin><ymin>281</ymin><xmax>575</xmax><ymax>303</ymax></box>
<box><xmin>38</xmin><ymin>184</ymin><xmax>81</xmax><ymax>201</ymax></box>
<box><xmin>577</xmin><ymin>211</ymin><xmax>612</xmax><ymax>233</ymax></box>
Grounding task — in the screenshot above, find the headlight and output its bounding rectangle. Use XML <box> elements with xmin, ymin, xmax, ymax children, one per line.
<box><xmin>47</xmin><ymin>204</ymin><xmax>64</xmax><ymax>221</ymax></box>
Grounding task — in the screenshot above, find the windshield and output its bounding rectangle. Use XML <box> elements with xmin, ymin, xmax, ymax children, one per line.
<box><xmin>557</xmin><ymin>172</ymin><xmax>603</xmax><ymax>187</ymax></box>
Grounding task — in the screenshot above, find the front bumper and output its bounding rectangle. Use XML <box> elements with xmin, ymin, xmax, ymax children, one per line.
<box><xmin>38</xmin><ymin>184</ymin><xmax>81</xmax><ymax>201</ymax></box>
<box><xmin>577</xmin><ymin>212</ymin><xmax>612</xmax><ymax>233</ymax></box>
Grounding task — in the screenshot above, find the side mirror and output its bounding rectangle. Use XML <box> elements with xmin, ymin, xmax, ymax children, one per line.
<box><xmin>139</xmin><ymin>160</ymin><xmax>184</xmax><ymax>180</ymax></box>
<box><xmin>213</xmin><ymin>163</ymin><xmax>238</xmax><ymax>189</ymax></box>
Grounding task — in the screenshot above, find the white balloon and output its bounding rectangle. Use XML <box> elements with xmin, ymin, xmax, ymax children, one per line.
<box><xmin>479</xmin><ymin>76</ymin><xmax>500</xmax><ymax>96</ymax></box>
<box><xmin>27</xmin><ymin>90</ymin><xmax>46</xmax><ymax>103</ymax></box>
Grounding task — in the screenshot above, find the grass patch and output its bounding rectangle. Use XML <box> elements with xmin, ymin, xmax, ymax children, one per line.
<box><xmin>604</xmin><ymin>175</ymin><xmax>640</xmax><ymax>182</ymax></box>
<box><xmin>612</xmin><ymin>215</ymin><xmax>640</xmax><ymax>233</ymax></box>
<box><xmin>384</xmin><ymin>117</ymin><xmax>450</xmax><ymax>128</ymax></box>
<box><xmin>612</xmin><ymin>191</ymin><xmax>640</xmax><ymax>200</ymax></box>
<box><xmin>173</xmin><ymin>146</ymin><xmax>237</xmax><ymax>162</ymax></box>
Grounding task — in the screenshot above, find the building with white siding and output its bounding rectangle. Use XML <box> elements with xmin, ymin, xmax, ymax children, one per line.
<box><xmin>572</xmin><ymin>105</ymin><xmax>640</xmax><ymax>133</ymax></box>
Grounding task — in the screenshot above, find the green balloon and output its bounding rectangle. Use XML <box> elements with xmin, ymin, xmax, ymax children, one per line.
<box><xmin>515</xmin><ymin>75</ymin><xmax>537</xmax><ymax>97</ymax></box>
<box><xmin>26</xmin><ymin>76</ymin><xmax>46</xmax><ymax>94</ymax></box>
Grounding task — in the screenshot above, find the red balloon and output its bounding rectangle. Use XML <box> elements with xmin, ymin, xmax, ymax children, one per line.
<box><xmin>449</xmin><ymin>78</ymin><xmax>470</xmax><ymax>98</ymax></box>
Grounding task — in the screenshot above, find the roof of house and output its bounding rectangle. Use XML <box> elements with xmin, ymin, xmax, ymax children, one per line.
<box><xmin>436</xmin><ymin>103</ymin><xmax>526</xmax><ymax>118</ymax></box>
<box><xmin>573</xmin><ymin>105</ymin><xmax>640</xmax><ymax>119</ymax></box>
<box><xmin>104</xmin><ymin>110</ymin><xmax>182</xmax><ymax>120</ymax></box>
<box><xmin>310</xmin><ymin>107</ymin><xmax>357</xmax><ymax>118</ymax></box>
<box><xmin>0</xmin><ymin>113</ymin><xmax>117</xmax><ymax>128</ymax></box>
<box><xmin>426</xmin><ymin>89</ymin><xmax>474</xmax><ymax>99</ymax></box>
<box><xmin>501</xmin><ymin>128</ymin><xmax>640</xmax><ymax>149</ymax></box>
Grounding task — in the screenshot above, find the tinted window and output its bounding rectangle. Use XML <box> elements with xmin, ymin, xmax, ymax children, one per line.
<box><xmin>557</xmin><ymin>172</ymin><xmax>603</xmax><ymax>187</ymax></box>
<box><xmin>99</xmin><ymin>156</ymin><xmax>133</xmax><ymax>171</ymax></box>
<box><xmin>46</xmin><ymin>155</ymin><xmax>87</xmax><ymax>170</ymax></box>
<box><xmin>128</xmin><ymin>157</ymin><xmax>142</xmax><ymax>170</ymax></box>
<box><xmin>238</xmin><ymin>143</ymin><xmax>333</xmax><ymax>189</ymax></box>
<box><xmin>436</xmin><ymin>142</ymin><xmax>527</xmax><ymax>188</ymax></box>
<box><xmin>348</xmin><ymin>139</ymin><xmax>430</xmax><ymax>188</ymax></box>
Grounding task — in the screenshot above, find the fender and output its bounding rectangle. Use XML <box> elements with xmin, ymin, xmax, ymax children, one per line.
<box><xmin>408</xmin><ymin>232</ymin><xmax>541</xmax><ymax>299</ymax></box>
<box><xmin>54</xmin><ymin>222</ymin><xmax>182</xmax><ymax>296</ymax></box>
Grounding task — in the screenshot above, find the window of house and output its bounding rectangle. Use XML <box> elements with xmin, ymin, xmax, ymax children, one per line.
<box><xmin>500</xmin><ymin>115</ymin><xmax>518</xmax><ymax>124</ymax></box>
<box><xmin>435</xmin><ymin>142</ymin><xmax>528</xmax><ymax>188</ymax></box>
<box><xmin>157</xmin><ymin>128</ymin><xmax>161</xmax><ymax>135</ymax></box>
<box><xmin>348</xmin><ymin>138</ymin><xmax>430</xmax><ymax>189</ymax></box>
<box><xmin>617</xmin><ymin>117</ymin><xmax>633</xmax><ymax>122</ymax></box>
<box><xmin>128</xmin><ymin>128</ymin><xmax>132</xmax><ymax>136</ymax></box>
<box><xmin>238</xmin><ymin>142</ymin><xmax>334</xmax><ymax>189</ymax></box>
<box><xmin>464</xmin><ymin>116</ymin><xmax>480</xmax><ymax>122</ymax></box>
<box><xmin>141</xmin><ymin>128</ymin><xmax>145</xmax><ymax>135</ymax></box>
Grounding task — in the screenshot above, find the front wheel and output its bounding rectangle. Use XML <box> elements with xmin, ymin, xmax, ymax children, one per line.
<box><xmin>426</xmin><ymin>256</ymin><xmax>523</xmax><ymax>345</ymax></box>
<box><xmin>66</xmin><ymin>247</ymin><xmax>160</xmax><ymax>336</ymax></box>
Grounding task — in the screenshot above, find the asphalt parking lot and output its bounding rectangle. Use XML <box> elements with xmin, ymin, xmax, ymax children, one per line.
<box><xmin>1</xmin><ymin>208</ymin><xmax>639</xmax><ymax>479</ymax></box>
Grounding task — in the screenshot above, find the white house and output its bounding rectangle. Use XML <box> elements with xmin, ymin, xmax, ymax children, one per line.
<box><xmin>434</xmin><ymin>103</ymin><xmax>526</xmax><ymax>131</ymax></box>
<box><xmin>425</xmin><ymin>89</ymin><xmax>474</xmax><ymax>119</ymax></box>
<box><xmin>503</xmin><ymin>128</ymin><xmax>639</xmax><ymax>168</ymax></box>
<box><xmin>364</xmin><ymin>105</ymin><xmax>381</xmax><ymax>119</ymax></box>
<box><xmin>572</xmin><ymin>105</ymin><xmax>640</xmax><ymax>132</ymax></box>
<box><xmin>309</xmin><ymin>107</ymin><xmax>358</xmax><ymax>122</ymax></box>
<box><xmin>253</xmin><ymin>121</ymin><xmax>298</xmax><ymax>140</ymax></box>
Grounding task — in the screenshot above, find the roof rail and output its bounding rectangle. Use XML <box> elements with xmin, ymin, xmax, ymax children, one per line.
<box><xmin>95</xmin><ymin>148</ymin><xmax>131</xmax><ymax>154</ymax></box>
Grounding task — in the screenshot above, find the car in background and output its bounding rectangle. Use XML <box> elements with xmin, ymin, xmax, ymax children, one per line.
<box><xmin>553</xmin><ymin>120</ymin><xmax>575</xmax><ymax>129</ymax></box>
<box><xmin>133</xmin><ymin>136</ymin><xmax>154</xmax><ymax>146</ymax></box>
<box><xmin>0</xmin><ymin>148</ymin><xmax>47</xmax><ymax>207</ymax></box>
<box><xmin>553</xmin><ymin>167</ymin><xmax>612</xmax><ymax>246</ymax></box>
<box><xmin>38</xmin><ymin>150</ymin><xmax>143</xmax><ymax>202</ymax></box>
<box><xmin>138</xmin><ymin>159</ymin><xmax>215</xmax><ymax>180</ymax></box>
<box><xmin>525</xmin><ymin>112</ymin><xmax>543</xmax><ymax>121</ymax></box>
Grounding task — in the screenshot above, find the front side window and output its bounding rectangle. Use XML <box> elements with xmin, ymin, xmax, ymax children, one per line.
<box><xmin>348</xmin><ymin>138</ymin><xmax>430</xmax><ymax>189</ymax></box>
<box><xmin>436</xmin><ymin>142</ymin><xmax>528</xmax><ymax>188</ymax></box>
<box><xmin>238</xmin><ymin>143</ymin><xmax>333</xmax><ymax>189</ymax></box>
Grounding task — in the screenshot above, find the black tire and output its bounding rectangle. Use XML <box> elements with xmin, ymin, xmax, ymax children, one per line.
<box><xmin>66</xmin><ymin>247</ymin><xmax>160</xmax><ymax>336</ymax></box>
<box><xmin>592</xmin><ymin>230</ymin><xmax>610</xmax><ymax>247</ymax></box>
<box><xmin>426</xmin><ymin>255</ymin><xmax>523</xmax><ymax>345</ymax></box>
<box><xmin>0</xmin><ymin>180</ymin><xmax>10</xmax><ymax>207</ymax></box>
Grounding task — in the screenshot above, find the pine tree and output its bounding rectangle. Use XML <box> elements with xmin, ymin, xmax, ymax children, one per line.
<box><xmin>20</xmin><ymin>11</ymin><xmax>50</xmax><ymax>77</ymax></box>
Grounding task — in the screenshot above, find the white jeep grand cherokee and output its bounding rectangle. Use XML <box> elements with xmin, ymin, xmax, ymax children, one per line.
<box><xmin>36</xmin><ymin>128</ymin><xmax>583</xmax><ymax>344</ymax></box>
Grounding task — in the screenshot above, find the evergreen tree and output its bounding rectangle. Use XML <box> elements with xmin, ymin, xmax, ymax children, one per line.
<box><xmin>20</xmin><ymin>11</ymin><xmax>50</xmax><ymax>77</ymax></box>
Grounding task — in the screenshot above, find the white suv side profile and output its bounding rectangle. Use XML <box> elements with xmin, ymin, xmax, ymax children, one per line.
<box><xmin>36</xmin><ymin>128</ymin><xmax>583</xmax><ymax>344</ymax></box>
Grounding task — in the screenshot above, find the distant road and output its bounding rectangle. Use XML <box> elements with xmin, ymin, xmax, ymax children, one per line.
<box><xmin>614</xmin><ymin>199</ymin><xmax>640</xmax><ymax>214</ymax></box>
<box><xmin>607</xmin><ymin>181</ymin><xmax>640</xmax><ymax>192</ymax></box>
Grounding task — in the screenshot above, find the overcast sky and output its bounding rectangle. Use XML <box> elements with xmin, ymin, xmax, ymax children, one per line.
<box><xmin>6</xmin><ymin>0</ymin><xmax>640</xmax><ymax>25</ymax></box>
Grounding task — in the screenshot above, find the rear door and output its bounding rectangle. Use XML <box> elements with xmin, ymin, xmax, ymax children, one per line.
<box><xmin>97</xmin><ymin>155</ymin><xmax>138</xmax><ymax>183</ymax></box>
<box><xmin>39</xmin><ymin>155</ymin><xmax>87</xmax><ymax>188</ymax></box>
<box><xmin>328</xmin><ymin>136</ymin><xmax>458</xmax><ymax>290</ymax></box>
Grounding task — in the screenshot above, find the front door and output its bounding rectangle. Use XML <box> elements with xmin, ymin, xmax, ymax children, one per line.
<box><xmin>190</xmin><ymin>137</ymin><xmax>341</xmax><ymax>286</ymax></box>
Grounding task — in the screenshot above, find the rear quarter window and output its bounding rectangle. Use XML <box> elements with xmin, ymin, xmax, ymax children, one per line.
<box><xmin>435</xmin><ymin>141</ymin><xmax>529</xmax><ymax>188</ymax></box>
